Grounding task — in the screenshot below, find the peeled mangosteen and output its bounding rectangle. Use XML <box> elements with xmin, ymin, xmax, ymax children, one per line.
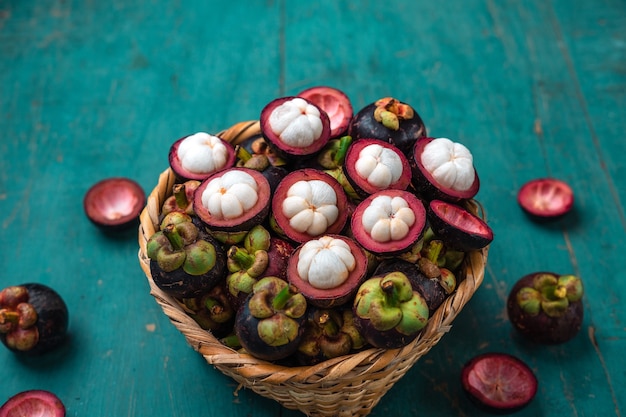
<box><xmin>410</xmin><ymin>137</ymin><xmax>479</xmax><ymax>202</ymax></box>
<box><xmin>147</xmin><ymin>212</ymin><xmax>227</xmax><ymax>298</ymax></box>
<box><xmin>271</xmin><ymin>168</ymin><xmax>349</xmax><ymax>244</ymax></box>
<box><xmin>427</xmin><ymin>199</ymin><xmax>493</xmax><ymax>252</ymax></box>
<box><xmin>353</xmin><ymin>271</ymin><xmax>429</xmax><ymax>348</ymax></box>
<box><xmin>287</xmin><ymin>235</ymin><xmax>368</xmax><ymax>308</ymax></box>
<box><xmin>260</xmin><ymin>96</ymin><xmax>331</xmax><ymax>158</ymax></box>
<box><xmin>349</xmin><ymin>97</ymin><xmax>426</xmax><ymax>155</ymax></box>
<box><xmin>342</xmin><ymin>138</ymin><xmax>412</xmax><ymax>199</ymax></box>
<box><xmin>0</xmin><ymin>283</ymin><xmax>69</xmax><ymax>356</ymax></box>
<box><xmin>296</xmin><ymin>306</ymin><xmax>367</xmax><ymax>365</ymax></box>
<box><xmin>507</xmin><ymin>272</ymin><xmax>583</xmax><ymax>344</ymax></box>
<box><xmin>168</xmin><ymin>132</ymin><xmax>236</xmax><ymax>182</ymax></box>
<box><xmin>0</xmin><ymin>389</ymin><xmax>66</xmax><ymax>417</ymax></box>
<box><xmin>234</xmin><ymin>277</ymin><xmax>307</xmax><ymax>361</ymax></box>
<box><xmin>297</xmin><ymin>86</ymin><xmax>353</xmax><ymax>138</ymax></box>
<box><xmin>350</xmin><ymin>189</ymin><xmax>427</xmax><ymax>256</ymax></box>
<box><xmin>193</xmin><ymin>167</ymin><xmax>271</xmax><ymax>234</ymax></box>
<box><xmin>461</xmin><ymin>352</ymin><xmax>538</xmax><ymax>414</ymax></box>
<box><xmin>517</xmin><ymin>178</ymin><xmax>574</xmax><ymax>220</ymax></box>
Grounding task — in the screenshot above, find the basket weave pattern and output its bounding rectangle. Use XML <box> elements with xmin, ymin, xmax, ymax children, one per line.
<box><xmin>138</xmin><ymin>121</ymin><xmax>489</xmax><ymax>417</ymax></box>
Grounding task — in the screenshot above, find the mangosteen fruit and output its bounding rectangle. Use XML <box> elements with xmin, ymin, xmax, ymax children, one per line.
<box><xmin>234</xmin><ymin>276</ymin><xmax>307</xmax><ymax>361</ymax></box>
<box><xmin>342</xmin><ymin>139</ymin><xmax>412</xmax><ymax>199</ymax></box>
<box><xmin>146</xmin><ymin>212</ymin><xmax>227</xmax><ymax>298</ymax></box>
<box><xmin>0</xmin><ymin>389</ymin><xmax>66</xmax><ymax>417</ymax></box>
<box><xmin>297</xmin><ymin>307</ymin><xmax>367</xmax><ymax>365</ymax></box>
<box><xmin>410</xmin><ymin>137</ymin><xmax>479</xmax><ymax>202</ymax></box>
<box><xmin>353</xmin><ymin>271</ymin><xmax>429</xmax><ymax>348</ymax></box>
<box><xmin>83</xmin><ymin>177</ymin><xmax>145</xmax><ymax>231</ymax></box>
<box><xmin>427</xmin><ymin>199</ymin><xmax>493</xmax><ymax>252</ymax></box>
<box><xmin>260</xmin><ymin>96</ymin><xmax>331</xmax><ymax>158</ymax></box>
<box><xmin>193</xmin><ymin>167</ymin><xmax>271</xmax><ymax>234</ymax></box>
<box><xmin>297</xmin><ymin>86</ymin><xmax>353</xmax><ymax>138</ymax></box>
<box><xmin>161</xmin><ymin>180</ymin><xmax>201</xmax><ymax>218</ymax></box>
<box><xmin>350</xmin><ymin>189</ymin><xmax>427</xmax><ymax>256</ymax></box>
<box><xmin>0</xmin><ymin>283</ymin><xmax>69</xmax><ymax>356</ymax></box>
<box><xmin>287</xmin><ymin>235</ymin><xmax>368</xmax><ymax>308</ymax></box>
<box><xmin>168</xmin><ymin>132</ymin><xmax>236</xmax><ymax>182</ymax></box>
<box><xmin>507</xmin><ymin>272</ymin><xmax>583</xmax><ymax>344</ymax></box>
<box><xmin>517</xmin><ymin>178</ymin><xmax>574</xmax><ymax>220</ymax></box>
<box><xmin>349</xmin><ymin>97</ymin><xmax>426</xmax><ymax>155</ymax></box>
<box><xmin>271</xmin><ymin>168</ymin><xmax>349</xmax><ymax>244</ymax></box>
<box><xmin>461</xmin><ymin>352</ymin><xmax>537</xmax><ymax>414</ymax></box>
<box><xmin>180</xmin><ymin>282</ymin><xmax>234</xmax><ymax>338</ymax></box>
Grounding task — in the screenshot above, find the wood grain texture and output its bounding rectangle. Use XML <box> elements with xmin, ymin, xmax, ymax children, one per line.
<box><xmin>1</xmin><ymin>0</ymin><xmax>624</xmax><ymax>416</ymax></box>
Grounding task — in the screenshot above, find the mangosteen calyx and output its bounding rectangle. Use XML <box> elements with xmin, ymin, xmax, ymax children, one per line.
<box><xmin>317</xmin><ymin>135</ymin><xmax>352</xmax><ymax>170</ymax></box>
<box><xmin>354</xmin><ymin>271</ymin><xmax>429</xmax><ymax>336</ymax></box>
<box><xmin>298</xmin><ymin>308</ymin><xmax>356</xmax><ymax>363</ymax></box>
<box><xmin>181</xmin><ymin>286</ymin><xmax>234</xmax><ymax>334</ymax></box>
<box><xmin>418</xmin><ymin>239</ymin><xmax>457</xmax><ymax>295</ymax></box>
<box><xmin>516</xmin><ymin>274</ymin><xmax>583</xmax><ymax>318</ymax></box>
<box><xmin>147</xmin><ymin>213</ymin><xmax>217</xmax><ymax>276</ymax></box>
<box><xmin>372</xmin><ymin>97</ymin><xmax>415</xmax><ymax>131</ymax></box>
<box><xmin>247</xmin><ymin>277</ymin><xmax>307</xmax><ymax>348</ymax></box>
<box><xmin>0</xmin><ymin>286</ymin><xmax>39</xmax><ymax>352</ymax></box>
<box><xmin>162</xmin><ymin>180</ymin><xmax>200</xmax><ymax>217</ymax></box>
<box><xmin>226</xmin><ymin>246</ymin><xmax>269</xmax><ymax>297</ymax></box>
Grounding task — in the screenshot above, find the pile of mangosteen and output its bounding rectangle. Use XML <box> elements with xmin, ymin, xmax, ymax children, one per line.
<box><xmin>146</xmin><ymin>86</ymin><xmax>494</xmax><ymax>365</ymax></box>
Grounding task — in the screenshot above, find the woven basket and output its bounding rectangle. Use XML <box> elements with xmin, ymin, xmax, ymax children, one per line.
<box><xmin>137</xmin><ymin>120</ymin><xmax>489</xmax><ymax>417</ymax></box>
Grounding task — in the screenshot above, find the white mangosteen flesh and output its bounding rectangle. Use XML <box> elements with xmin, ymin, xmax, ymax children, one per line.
<box><xmin>282</xmin><ymin>180</ymin><xmax>339</xmax><ymax>236</ymax></box>
<box><xmin>269</xmin><ymin>98</ymin><xmax>324</xmax><ymax>148</ymax></box>
<box><xmin>361</xmin><ymin>195</ymin><xmax>415</xmax><ymax>242</ymax></box>
<box><xmin>355</xmin><ymin>144</ymin><xmax>403</xmax><ymax>188</ymax></box>
<box><xmin>176</xmin><ymin>132</ymin><xmax>230</xmax><ymax>174</ymax></box>
<box><xmin>201</xmin><ymin>170</ymin><xmax>259</xmax><ymax>220</ymax></box>
<box><xmin>296</xmin><ymin>236</ymin><xmax>356</xmax><ymax>289</ymax></box>
<box><xmin>421</xmin><ymin>138</ymin><xmax>475</xmax><ymax>192</ymax></box>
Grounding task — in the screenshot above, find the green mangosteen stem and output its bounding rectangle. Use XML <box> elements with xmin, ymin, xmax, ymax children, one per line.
<box><xmin>236</xmin><ymin>145</ymin><xmax>253</xmax><ymax>163</ymax></box>
<box><xmin>334</xmin><ymin>136</ymin><xmax>352</xmax><ymax>165</ymax></box>
<box><xmin>163</xmin><ymin>224</ymin><xmax>185</xmax><ymax>250</ymax></box>
<box><xmin>173</xmin><ymin>184</ymin><xmax>190</xmax><ymax>211</ymax></box>
<box><xmin>424</xmin><ymin>240</ymin><xmax>444</xmax><ymax>264</ymax></box>
<box><xmin>0</xmin><ymin>309</ymin><xmax>20</xmax><ymax>332</ymax></box>
<box><xmin>227</xmin><ymin>247</ymin><xmax>269</xmax><ymax>277</ymax></box>
<box><xmin>272</xmin><ymin>285</ymin><xmax>292</xmax><ymax>311</ymax></box>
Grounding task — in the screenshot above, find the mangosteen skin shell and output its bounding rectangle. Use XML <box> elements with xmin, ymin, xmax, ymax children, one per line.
<box><xmin>0</xmin><ymin>389</ymin><xmax>66</xmax><ymax>417</ymax></box>
<box><xmin>83</xmin><ymin>177</ymin><xmax>146</xmax><ymax>231</ymax></box>
<box><xmin>507</xmin><ymin>272</ymin><xmax>584</xmax><ymax>344</ymax></box>
<box><xmin>427</xmin><ymin>200</ymin><xmax>493</xmax><ymax>252</ymax></box>
<box><xmin>348</xmin><ymin>101</ymin><xmax>427</xmax><ymax>155</ymax></box>
<box><xmin>374</xmin><ymin>259</ymin><xmax>447</xmax><ymax>315</ymax></box>
<box><xmin>0</xmin><ymin>283</ymin><xmax>69</xmax><ymax>356</ymax></box>
<box><xmin>150</xmin><ymin>234</ymin><xmax>227</xmax><ymax>299</ymax></box>
<box><xmin>234</xmin><ymin>295</ymin><xmax>305</xmax><ymax>362</ymax></box>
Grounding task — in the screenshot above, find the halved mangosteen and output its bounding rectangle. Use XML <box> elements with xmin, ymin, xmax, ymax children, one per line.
<box><xmin>260</xmin><ymin>96</ymin><xmax>331</xmax><ymax>158</ymax></box>
<box><xmin>427</xmin><ymin>200</ymin><xmax>493</xmax><ymax>252</ymax></box>
<box><xmin>343</xmin><ymin>138</ymin><xmax>412</xmax><ymax>198</ymax></box>
<box><xmin>193</xmin><ymin>167</ymin><xmax>271</xmax><ymax>233</ymax></box>
<box><xmin>271</xmin><ymin>168</ymin><xmax>349</xmax><ymax>244</ymax></box>
<box><xmin>297</xmin><ymin>86</ymin><xmax>353</xmax><ymax>138</ymax></box>
<box><xmin>517</xmin><ymin>178</ymin><xmax>574</xmax><ymax>220</ymax></box>
<box><xmin>348</xmin><ymin>97</ymin><xmax>427</xmax><ymax>155</ymax></box>
<box><xmin>350</xmin><ymin>189</ymin><xmax>427</xmax><ymax>256</ymax></box>
<box><xmin>287</xmin><ymin>235</ymin><xmax>368</xmax><ymax>308</ymax></box>
<box><xmin>168</xmin><ymin>132</ymin><xmax>236</xmax><ymax>182</ymax></box>
<box><xmin>83</xmin><ymin>177</ymin><xmax>145</xmax><ymax>231</ymax></box>
<box><xmin>410</xmin><ymin>137</ymin><xmax>479</xmax><ymax>202</ymax></box>
<box><xmin>0</xmin><ymin>390</ymin><xmax>66</xmax><ymax>417</ymax></box>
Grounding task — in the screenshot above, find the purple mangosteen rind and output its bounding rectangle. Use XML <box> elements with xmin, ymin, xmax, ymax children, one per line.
<box><xmin>297</xmin><ymin>86</ymin><xmax>354</xmax><ymax>138</ymax></box>
<box><xmin>260</xmin><ymin>96</ymin><xmax>332</xmax><ymax>158</ymax></box>
<box><xmin>193</xmin><ymin>167</ymin><xmax>272</xmax><ymax>233</ymax></box>
<box><xmin>350</xmin><ymin>189</ymin><xmax>427</xmax><ymax>256</ymax></box>
<box><xmin>427</xmin><ymin>200</ymin><xmax>493</xmax><ymax>252</ymax></box>
<box><xmin>342</xmin><ymin>138</ymin><xmax>413</xmax><ymax>199</ymax></box>
<box><xmin>507</xmin><ymin>272</ymin><xmax>584</xmax><ymax>344</ymax></box>
<box><xmin>348</xmin><ymin>98</ymin><xmax>427</xmax><ymax>155</ymax></box>
<box><xmin>409</xmin><ymin>137</ymin><xmax>480</xmax><ymax>203</ymax></box>
<box><xmin>461</xmin><ymin>352</ymin><xmax>538</xmax><ymax>413</ymax></box>
<box><xmin>168</xmin><ymin>134</ymin><xmax>236</xmax><ymax>182</ymax></box>
<box><xmin>83</xmin><ymin>177</ymin><xmax>146</xmax><ymax>231</ymax></box>
<box><xmin>517</xmin><ymin>178</ymin><xmax>574</xmax><ymax>220</ymax></box>
<box><xmin>0</xmin><ymin>389</ymin><xmax>66</xmax><ymax>417</ymax></box>
<box><xmin>0</xmin><ymin>283</ymin><xmax>69</xmax><ymax>356</ymax></box>
<box><xmin>287</xmin><ymin>234</ymin><xmax>369</xmax><ymax>309</ymax></box>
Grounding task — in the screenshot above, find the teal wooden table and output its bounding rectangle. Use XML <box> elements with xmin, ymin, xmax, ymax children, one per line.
<box><xmin>1</xmin><ymin>1</ymin><xmax>625</xmax><ymax>416</ymax></box>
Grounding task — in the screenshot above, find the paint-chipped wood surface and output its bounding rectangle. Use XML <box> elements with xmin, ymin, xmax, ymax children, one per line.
<box><xmin>1</xmin><ymin>1</ymin><xmax>624</xmax><ymax>416</ymax></box>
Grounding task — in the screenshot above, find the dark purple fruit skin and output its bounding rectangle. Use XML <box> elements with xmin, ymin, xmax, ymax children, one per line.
<box><xmin>352</xmin><ymin>316</ymin><xmax>418</xmax><ymax>349</ymax></box>
<box><xmin>264</xmin><ymin>237</ymin><xmax>294</xmax><ymax>280</ymax></box>
<box><xmin>374</xmin><ymin>259</ymin><xmax>447</xmax><ymax>315</ymax></box>
<box><xmin>234</xmin><ymin>294</ymin><xmax>305</xmax><ymax>362</ymax></box>
<box><xmin>0</xmin><ymin>284</ymin><xmax>69</xmax><ymax>356</ymax></box>
<box><xmin>507</xmin><ymin>272</ymin><xmax>583</xmax><ymax>344</ymax></box>
<box><xmin>348</xmin><ymin>101</ymin><xmax>427</xmax><ymax>155</ymax></box>
<box><xmin>150</xmin><ymin>233</ymin><xmax>227</xmax><ymax>299</ymax></box>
